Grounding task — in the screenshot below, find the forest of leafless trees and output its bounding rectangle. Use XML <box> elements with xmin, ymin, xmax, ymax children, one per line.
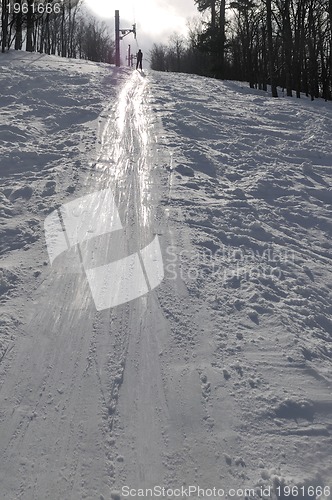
<box><xmin>1</xmin><ymin>0</ymin><xmax>114</xmax><ymax>62</ymax></box>
<box><xmin>150</xmin><ymin>0</ymin><xmax>332</xmax><ymax>100</ymax></box>
<box><xmin>1</xmin><ymin>0</ymin><xmax>332</xmax><ymax>99</ymax></box>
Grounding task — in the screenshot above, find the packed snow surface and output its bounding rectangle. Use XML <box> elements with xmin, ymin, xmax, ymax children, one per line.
<box><xmin>0</xmin><ymin>51</ymin><xmax>332</xmax><ymax>500</ymax></box>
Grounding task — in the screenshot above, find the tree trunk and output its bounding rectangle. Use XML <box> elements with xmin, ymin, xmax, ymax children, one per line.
<box><xmin>308</xmin><ymin>0</ymin><xmax>318</xmax><ymax>100</ymax></box>
<box><xmin>211</xmin><ymin>0</ymin><xmax>216</xmax><ymax>28</ymax></box>
<box><xmin>219</xmin><ymin>0</ymin><xmax>226</xmax><ymax>76</ymax></box>
<box><xmin>329</xmin><ymin>0</ymin><xmax>332</xmax><ymax>95</ymax></box>
<box><xmin>26</xmin><ymin>0</ymin><xmax>34</xmax><ymax>52</ymax></box>
<box><xmin>14</xmin><ymin>1</ymin><xmax>23</xmax><ymax>50</ymax></box>
<box><xmin>266</xmin><ymin>0</ymin><xmax>278</xmax><ymax>96</ymax></box>
<box><xmin>61</xmin><ymin>4</ymin><xmax>66</xmax><ymax>56</ymax></box>
<box><xmin>1</xmin><ymin>0</ymin><xmax>8</xmax><ymax>53</ymax></box>
<box><xmin>283</xmin><ymin>0</ymin><xmax>293</xmax><ymax>96</ymax></box>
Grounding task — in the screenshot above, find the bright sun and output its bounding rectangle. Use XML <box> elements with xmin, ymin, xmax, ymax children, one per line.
<box><xmin>84</xmin><ymin>0</ymin><xmax>189</xmax><ymax>39</ymax></box>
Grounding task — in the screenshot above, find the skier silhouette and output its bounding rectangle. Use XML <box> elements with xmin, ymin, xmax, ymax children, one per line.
<box><xmin>136</xmin><ymin>49</ymin><xmax>143</xmax><ymax>70</ymax></box>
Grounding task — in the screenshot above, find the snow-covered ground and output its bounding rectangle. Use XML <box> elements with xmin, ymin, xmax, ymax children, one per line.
<box><xmin>0</xmin><ymin>51</ymin><xmax>332</xmax><ymax>500</ymax></box>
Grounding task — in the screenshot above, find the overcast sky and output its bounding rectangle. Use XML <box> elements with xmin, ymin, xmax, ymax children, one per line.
<box><xmin>85</xmin><ymin>0</ymin><xmax>199</xmax><ymax>63</ymax></box>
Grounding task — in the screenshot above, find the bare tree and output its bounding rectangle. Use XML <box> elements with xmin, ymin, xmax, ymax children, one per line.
<box><xmin>1</xmin><ymin>0</ymin><xmax>8</xmax><ymax>52</ymax></box>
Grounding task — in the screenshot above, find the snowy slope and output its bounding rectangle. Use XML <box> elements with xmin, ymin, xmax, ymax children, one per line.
<box><xmin>0</xmin><ymin>51</ymin><xmax>332</xmax><ymax>500</ymax></box>
<box><xmin>150</xmin><ymin>74</ymin><xmax>332</xmax><ymax>490</ymax></box>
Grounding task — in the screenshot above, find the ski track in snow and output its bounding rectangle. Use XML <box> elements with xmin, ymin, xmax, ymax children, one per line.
<box><xmin>0</xmin><ymin>52</ymin><xmax>332</xmax><ymax>499</ymax></box>
<box><xmin>0</xmin><ymin>53</ymin><xmax>169</xmax><ymax>499</ymax></box>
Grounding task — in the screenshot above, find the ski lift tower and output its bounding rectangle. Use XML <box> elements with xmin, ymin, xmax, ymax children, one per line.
<box><xmin>115</xmin><ymin>10</ymin><xmax>136</xmax><ymax>67</ymax></box>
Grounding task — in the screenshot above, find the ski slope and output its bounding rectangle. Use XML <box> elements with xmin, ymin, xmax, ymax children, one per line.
<box><xmin>0</xmin><ymin>51</ymin><xmax>332</xmax><ymax>500</ymax></box>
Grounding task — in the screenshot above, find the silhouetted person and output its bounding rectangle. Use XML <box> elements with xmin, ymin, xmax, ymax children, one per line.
<box><xmin>136</xmin><ymin>49</ymin><xmax>143</xmax><ymax>70</ymax></box>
